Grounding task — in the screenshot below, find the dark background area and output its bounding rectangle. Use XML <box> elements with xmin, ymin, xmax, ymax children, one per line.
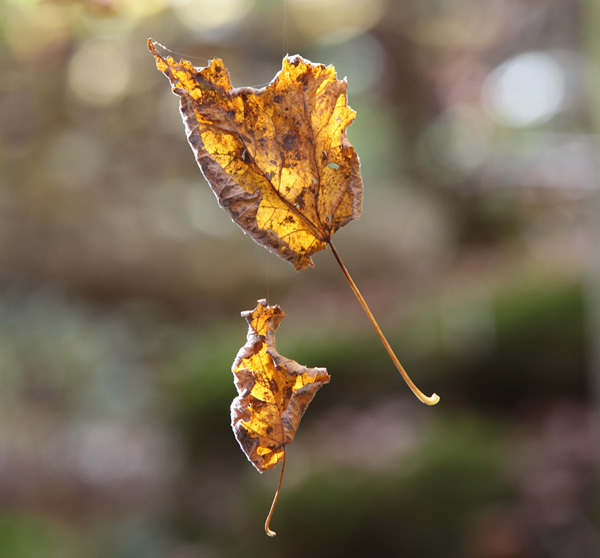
<box><xmin>1</xmin><ymin>0</ymin><xmax>600</xmax><ymax>556</ymax></box>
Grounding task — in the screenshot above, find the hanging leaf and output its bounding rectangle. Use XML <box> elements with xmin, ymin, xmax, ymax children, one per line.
<box><xmin>148</xmin><ymin>39</ymin><xmax>362</xmax><ymax>270</ymax></box>
<box><xmin>231</xmin><ymin>299</ymin><xmax>330</xmax><ymax>535</ymax></box>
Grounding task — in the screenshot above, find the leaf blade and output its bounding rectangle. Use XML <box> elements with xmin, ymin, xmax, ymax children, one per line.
<box><xmin>148</xmin><ymin>40</ymin><xmax>362</xmax><ymax>269</ymax></box>
<box><xmin>231</xmin><ymin>299</ymin><xmax>330</xmax><ymax>472</ymax></box>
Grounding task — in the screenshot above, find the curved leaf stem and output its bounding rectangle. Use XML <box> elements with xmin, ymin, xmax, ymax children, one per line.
<box><xmin>328</xmin><ymin>242</ymin><xmax>439</xmax><ymax>406</ymax></box>
<box><xmin>265</xmin><ymin>447</ymin><xmax>286</xmax><ymax>537</ymax></box>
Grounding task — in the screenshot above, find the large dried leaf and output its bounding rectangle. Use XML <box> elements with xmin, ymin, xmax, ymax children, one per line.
<box><xmin>148</xmin><ymin>40</ymin><xmax>362</xmax><ymax>270</ymax></box>
<box><xmin>231</xmin><ymin>299</ymin><xmax>330</xmax><ymax>472</ymax></box>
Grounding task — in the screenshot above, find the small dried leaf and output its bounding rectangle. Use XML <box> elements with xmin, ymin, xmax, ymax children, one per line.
<box><xmin>231</xmin><ymin>299</ymin><xmax>330</xmax><ymax>472</ymax></box>
<box><xmin>148</xmin><ymin>40</ymin><xmax>362</xmax><ymax>270</ymax></box>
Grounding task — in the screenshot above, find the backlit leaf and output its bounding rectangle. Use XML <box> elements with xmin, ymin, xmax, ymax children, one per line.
<box><xmin>148</xmin><ymin>40</ymin><xmax>362</xmax><ymax>270</ymax></box>
<box><xmin>231</xmin><ymin>299</ymin><xmax>330</xmax><ymax>472</ymax></box>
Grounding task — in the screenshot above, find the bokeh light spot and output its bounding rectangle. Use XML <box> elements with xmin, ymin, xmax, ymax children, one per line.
<box><xmin>289</xmin><ymin>0</ymin><xmax>386</xmax><ymax>39</ymax></box>
<box><xmin>173</xmin><ymin>0</ymin><xmax>253</xmax><ymax>34</ymax></box>
<box><xmin>482</xmin><ymin>51</ymin><xmax>565</xmax><ymax>128</ymax></box>
<box><xmin>67</xmin><ymin>40</ymin><xmax>131</xmax><ymax>107</ymax></box>
<box><xmin>119</xmin><ymin>0</ymin><xmax>167</xmax><ymax>19</ymax></box>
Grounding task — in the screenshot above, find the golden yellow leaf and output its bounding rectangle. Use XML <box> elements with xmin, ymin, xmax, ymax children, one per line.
<box><xmin>231</xmin><ymin>299</ymin><xmax>330</xmax><ymax>473</ymax></box>
<box><xmin>148</xmin><ymin>40</ymin><xmax>362</xmax><ymax>270</ymax></box>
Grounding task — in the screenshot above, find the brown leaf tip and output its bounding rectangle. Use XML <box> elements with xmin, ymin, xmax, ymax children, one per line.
<box><xmin>242</xmin><ymin>299</ymin><xmax>285</xmax><ymax>346</ymax></box>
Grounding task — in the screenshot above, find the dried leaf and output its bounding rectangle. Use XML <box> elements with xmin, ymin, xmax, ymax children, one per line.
<box><xmin>148</xmin><ymin>40</ymin><xmax>362</xmax><ymax>270</ymax></box>
<box><xmin>231</xmin><ymin>299</ymin><xmax>330</xmax><ymax>472</ymax></box>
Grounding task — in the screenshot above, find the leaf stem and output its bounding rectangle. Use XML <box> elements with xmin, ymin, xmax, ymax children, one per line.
<box><xmin>328</xmin><ymin>242</ymin><xmax>439</xmax><ymax>406</ymax></box>
<box><xmin>265</xmin><ymin>447</ymin><xmax>286</xmax><ymax>537</ymax></box>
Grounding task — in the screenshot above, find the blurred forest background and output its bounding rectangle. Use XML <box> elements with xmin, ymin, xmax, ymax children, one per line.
<box><xmin>1</xmin><ymin>0</ymin><xmax>600</xmax><ymax>556</ymax></box>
